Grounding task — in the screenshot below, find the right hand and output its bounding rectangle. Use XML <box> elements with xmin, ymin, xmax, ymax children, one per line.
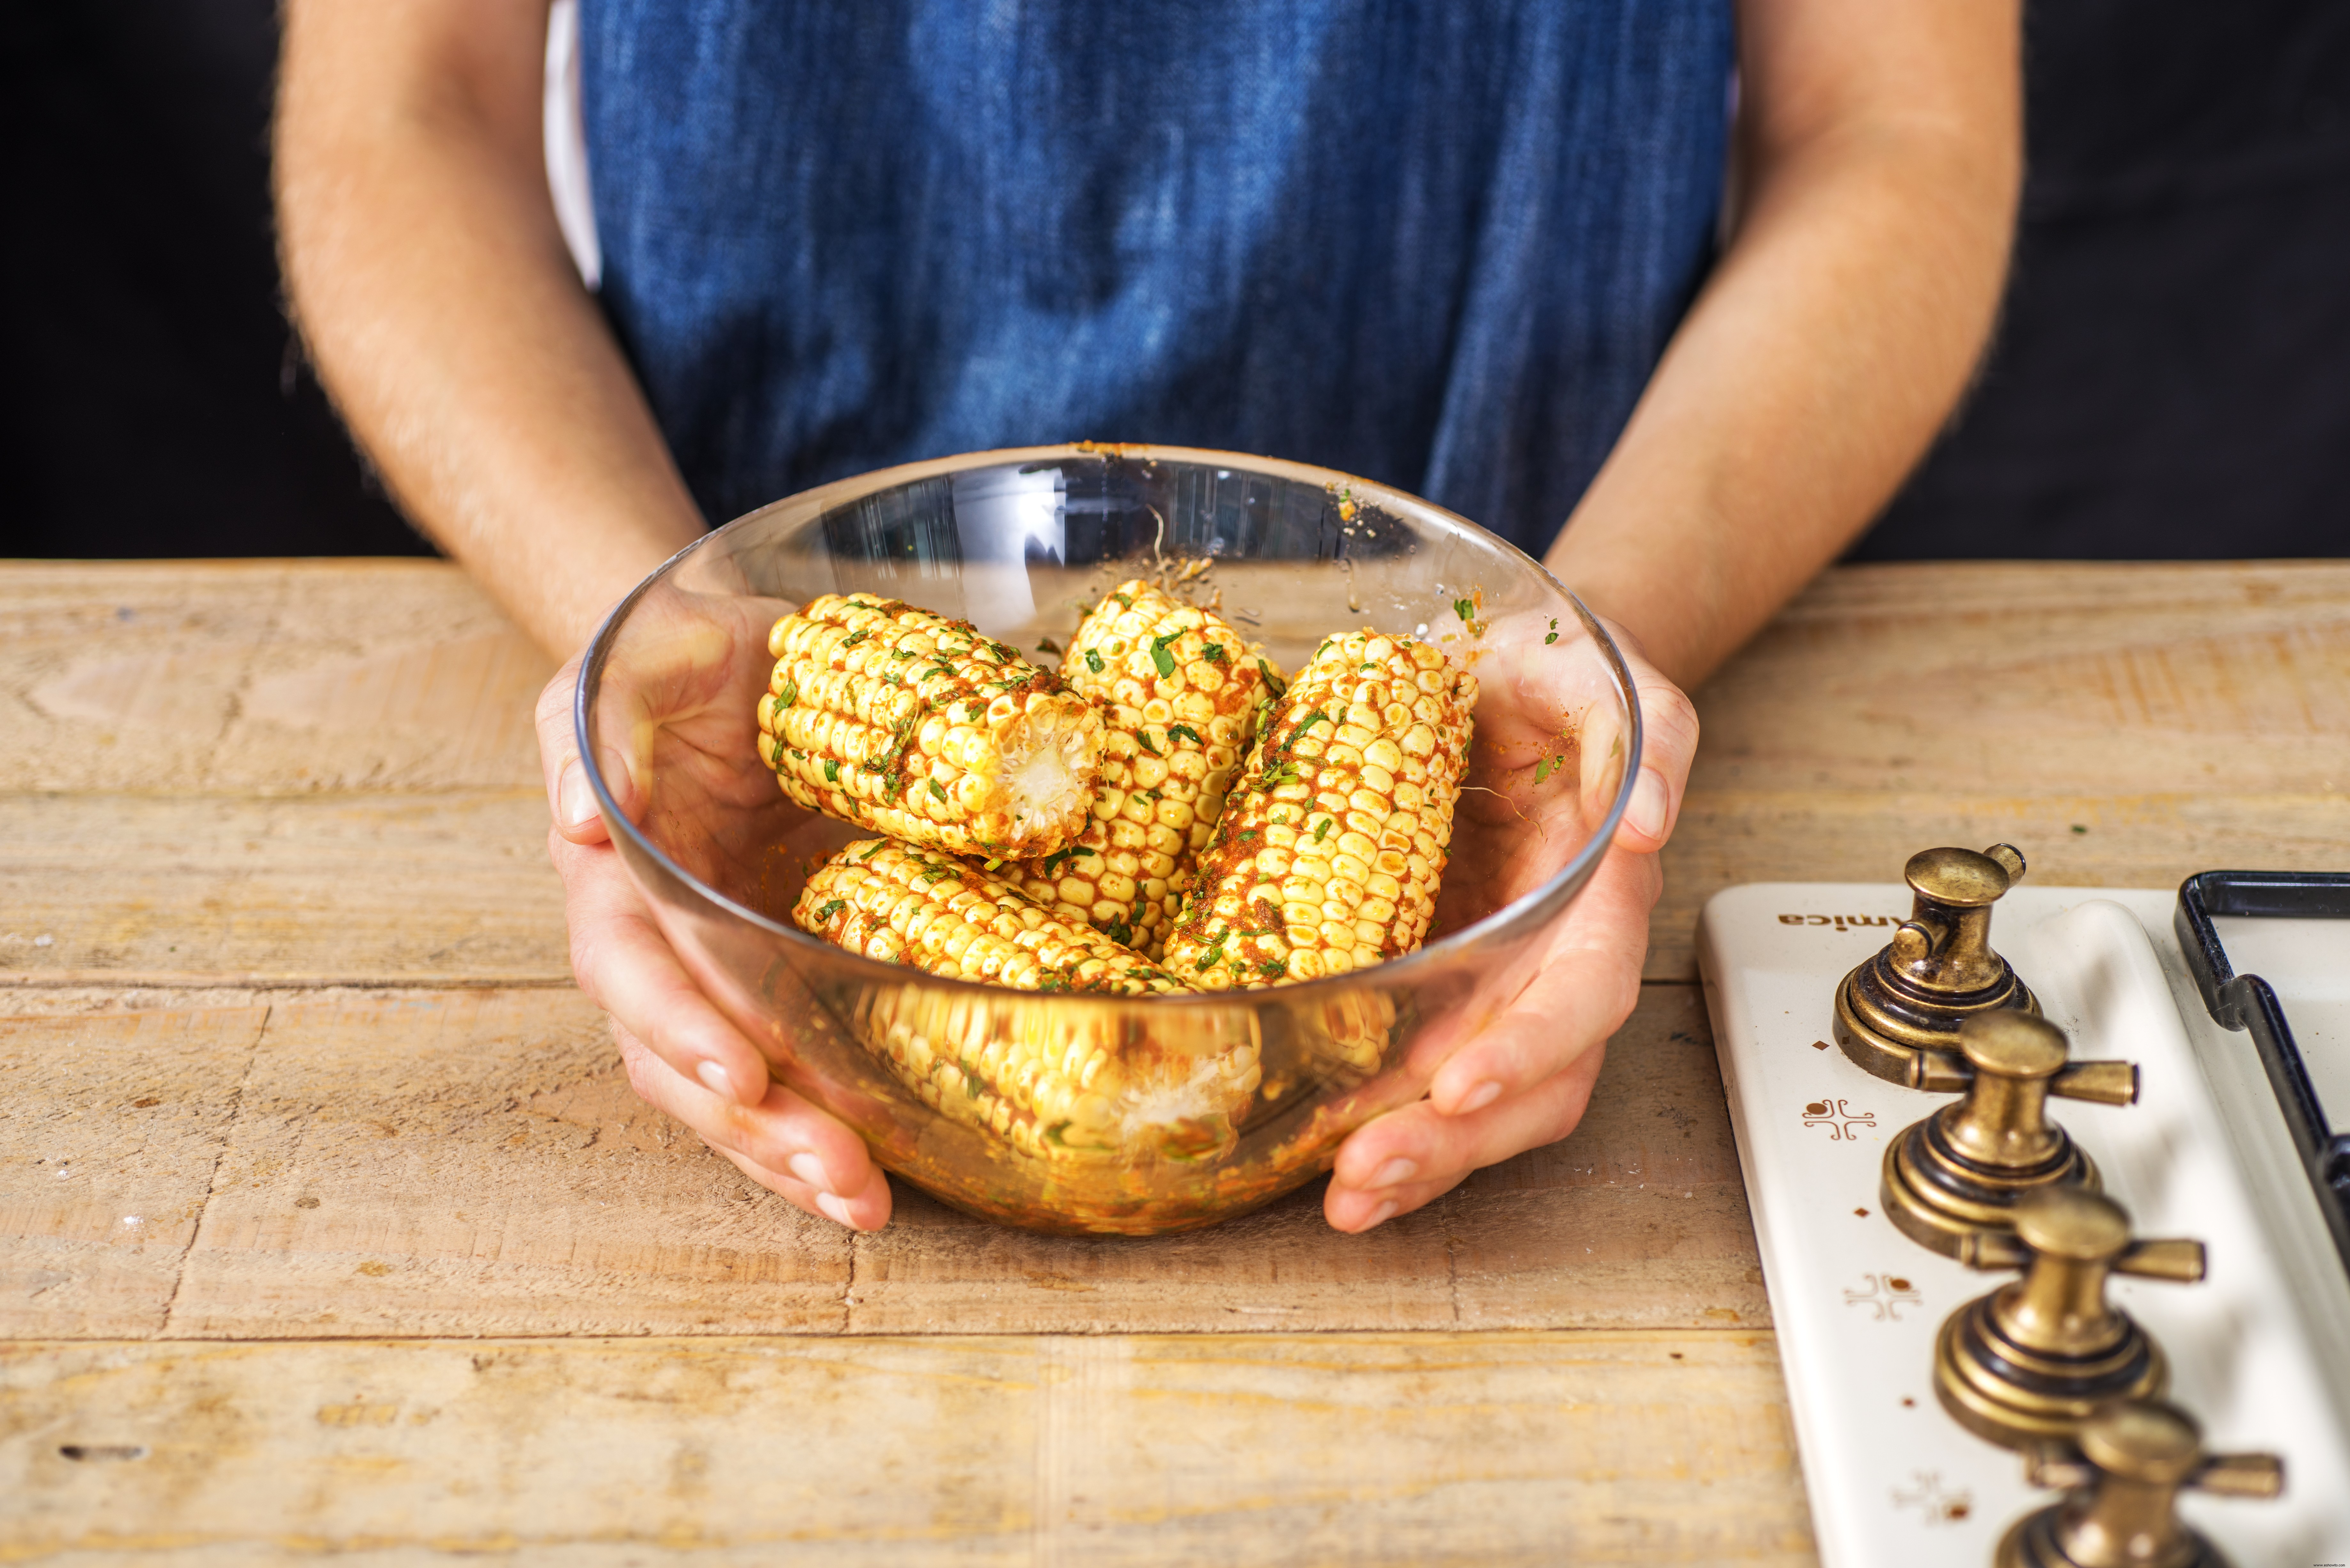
<box><xmin>535</xmin><ymin>592</ymin><xmax>893</xmax><ymax>1230</ymax></box>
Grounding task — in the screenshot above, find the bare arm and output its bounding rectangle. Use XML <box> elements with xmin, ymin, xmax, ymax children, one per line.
<box><xmin>280</xmin><ymin>0</ymin><xmax>892</xmax><ymax>1229</ymax></box>
<box><xmin>1548</xmin><ymin>0</ymin><xmax>2022</xmax><ymax>689</ymax></box>
<box><xmin>277</xmin><ymin>0</ymin><xmax>701</xmax><ymax>657</ymax></box>
<box><xmin>1323</xmin><ymin>0</ymin><xmax>2020</xmax><ymax>1229</ymax></box>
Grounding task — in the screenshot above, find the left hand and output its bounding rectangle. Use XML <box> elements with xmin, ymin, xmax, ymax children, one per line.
<box><xmin>1322</xmin><ymin>621</ymin><xmax>1698</xmax><ymax>1230</ymax></box>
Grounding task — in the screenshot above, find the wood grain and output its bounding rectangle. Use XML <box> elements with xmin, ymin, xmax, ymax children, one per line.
<box><xmin>1</xmin><ymin>987</ymin><xmax>1762</xmax><ymax>1338</ymax></box>
<box><xmin>0</xmin><ymin>1331</ymin><xmax>1814</xmax><ymax>1565</ymax></box>
<box><xmin>0</xmin><ymin>792</ymin><xmax>564</xmax><ymax>986</ymax></box>
<box><xmin>0</xmin><ymin>561</ymin><xmax>550</xmax><ymax>794</ymax></box>
<box><xmin>171</xmin><ymin>989</ymin><xmax>852</xmax><ymax>1338</ymax></box>
<box><xmin>0</xmin><ymin>1008</ymin><xmax>266</xmax><ymax>1337</ymax></box>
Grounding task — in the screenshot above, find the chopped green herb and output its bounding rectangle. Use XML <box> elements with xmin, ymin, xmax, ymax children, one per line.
<box><xmin>823</xmin><ymin>758</ymin><xmax>840</xmax><ymax>784</ymax></box>
<box><xmin>1040</xmin><ymin>845</ymin><xmax>1086</xmax><ymax>877</ymax></box>
<box><xmin>1110</xmin><ymin>592</ymin><xmax>1133</xmax><ymax>610</ymax></box>
<box><xmin>776</xmin><ymin>678</ymin><xmax>799</xmax><ymax>708</ymax></box>
<box><xmin>1453</xmin><ymin>598</ymin><xmax>1476</xmax><ymax>623</ymax></box>
<box><xmin>1167</xmin><ymin>722</ymin><xmax>1203</xmax><ymax>746</ymax></box>
<box><xmin>1201</xmin><ymin>642</ymin><xmax>1227</xmax><ymax>664</ymax></box>
<box><xmin>1256</xmin><ymin>658</ymin><xmax>1286</xmax><ymax>697</ymax></box>
<box><xmin>1533</xmin><ymin>757</ymin><xmax>1556</xmax><ymax>785</ymax></box>
<box><xmin>983</xmin><ymin>857</ymin><xmax>1004</xmax><ymax>870</ymax></box>
<box><xmin>1257</xmin><ymin>959</ymin><xmax>1288</xmax><ymax>979</ymax></box>
<box><xmin>929</xmin><ymin>778</ymin><xmax>948</xmax><ymax>801</ymax></box>
<box><xmin>843</xmin><ymin>628</ymin><xmax>870</xmax><ymax>647</ymax></box>
<box><xmin>1036</xmin><ymin>636</ymin><xmax>1061</xmax><ymax>655</ymax></box>
<box><xmin>1150</xmin><ymin>631</ymin><xmax>1182</xmax><ymax>678</ymax></box>
<box><xmin>814</xmin><ymin>898</ymin><xmax>847</xmax><ymax>924</ymax></box>
<box><xmin>1084</xmin><ymin>649</ymin><xmax>1105</xmax><ymax>675</ymax></box>
<box><xmin>1314</xmin><ymin>818</ymin><xmax>1331</xmax><ymax>842</ymax></box>
<box><xmin>1545</xmin><ymin>616</ymin><xmax>1560</xmax><ymax>646</ymax></box>
<box><xmin>891</xmin><ymin>647</ymin><xmax>916</xmax><ymax>660</ymax></box>
<box><xmin>1138</xmin><ymin>731</ymin><xmax>1163</xmax><ymax>757</ymax></box>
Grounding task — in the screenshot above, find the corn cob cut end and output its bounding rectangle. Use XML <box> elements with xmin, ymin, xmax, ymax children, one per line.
<box><xmin>758</xmin><ymin>593</ymin><xmax>1103</xmax><ymax>859</ymax></box>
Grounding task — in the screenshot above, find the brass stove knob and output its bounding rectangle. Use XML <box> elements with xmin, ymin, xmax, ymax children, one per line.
<box><xmin>1834</xmin><ymin>844</ymin><xmax>2041</xmax><ymax>1085</ymax></box>
<box><xmin>1883</xmin><ymin>1013</ymin><xmax>2140</xmax><ymax>1258</ymax></box>
<box><xmin>1935</xmin><ymin>1186</ymin><xmax>2206</xmax><ymax>1448</ymax></box>
<box><xmin>1994</xmin><ymin>1400</ymin><xmax>2284</xmax><ymax>1568</ymax></box>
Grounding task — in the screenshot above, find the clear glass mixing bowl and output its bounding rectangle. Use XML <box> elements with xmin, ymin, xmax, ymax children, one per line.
<box><xmin>578</xmin><ymin>444</ymin><xmax>1640</xmax><ymax>1234</ymax></box>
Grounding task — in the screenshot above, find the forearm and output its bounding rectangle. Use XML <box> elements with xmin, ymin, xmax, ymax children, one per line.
<box><xmin>276</xmin><ymin>0</ymin><xmax>702</xmax><ymax>657</ymax></box>
<box><xmin>1548</xmin><ymin>0</ymin><xmax>2022</xmax><ymax>688</ymax></box>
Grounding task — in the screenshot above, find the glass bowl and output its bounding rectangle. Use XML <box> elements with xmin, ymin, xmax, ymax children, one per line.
<box><xmin>577</xmin><ymin>444</ymin><xmax>1640</xmax><ymax>1235</ymax></box>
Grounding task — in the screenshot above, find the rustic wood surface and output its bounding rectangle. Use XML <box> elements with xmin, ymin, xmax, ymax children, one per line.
<box><xmin>3</xmin><ymin>558</ymin><xmax>2344</xmax><ymax>1564</ymax></box>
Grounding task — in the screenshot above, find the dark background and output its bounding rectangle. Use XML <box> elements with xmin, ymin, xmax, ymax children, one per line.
<box><xmin>3</xmin><ymin>1</ymin><xmax>2346</xmax><ymax>560</ymax></box>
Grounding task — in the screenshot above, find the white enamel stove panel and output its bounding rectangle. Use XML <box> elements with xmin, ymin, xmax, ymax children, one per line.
<box><xmin>1697</xmin><ymin>884</ymin><xmax>2350</xmax><ymax>1567</ymax></box>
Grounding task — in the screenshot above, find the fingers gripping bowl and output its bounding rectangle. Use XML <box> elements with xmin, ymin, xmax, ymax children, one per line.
<box><xmin>577</xmin><ymin>445</ymin><xmax>1642</xmax><ymax>1234</ymax></box>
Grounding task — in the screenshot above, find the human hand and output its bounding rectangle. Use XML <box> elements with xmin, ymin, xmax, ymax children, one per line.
<box><xmin>536</xmin><ymin>590</ymin><xmax>892</xmax><ymax>1230</ymax></box>
<box><xmin>1321</xmin><ymin>619</ymin><xmax>1698</xmax><ymax>1230</ymax></box>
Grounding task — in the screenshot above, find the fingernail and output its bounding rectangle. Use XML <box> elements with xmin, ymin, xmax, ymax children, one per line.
<box><xmin>816</xmin><ymin>1191</ymin><xmax>856</xmax><ymax>1228</ymax></box>
<box><xmin>1371</xmin><ymin>1157</ymin><xmax>1418</xmax><ymax>1188</ymax></box>
<box><xmin>788</xmin><ymin>1151</ymin><xmax>831</xmax><ymax>1191</ymax></box>
<box><xmin>696</xmin><ymin>1060</ymin><xmax>734</xmax><ymax>1099</ymax></box>
<box><xmin>1364</xmin><ymin>1198</ymin><xmax>1398</xmax><ymax>1229</ymax></box>
<box><xmin>1625</xmin><ymin>768</ymin><xmax>1668</xmax><ymax>841</ymax></box>
<box><xmin>1460</xmin><ymin>1080</ymin><xmax>1503</xmax><ymax>1113</ymax></box>
<box><xmin>557</xmin><ymin>759</ymin><xmax>599</xmax><ymax>831</ymax></box>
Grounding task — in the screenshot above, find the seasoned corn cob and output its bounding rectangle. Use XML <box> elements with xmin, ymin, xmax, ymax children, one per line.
<box><xmin>984</xmin><ymin>581</ymin><xmax>1281</xmax><ymax>959</ymax></box>
<box><xmin>758</xmin><ymin>593</ymin><xmax>1103</xmax><ymax>859</ymax></box>
<box><xmin>1163</xmin><ymin>630</ymin><xmax>1477</xmax><ymax>989</ymax></box>
<box><xmin>796</xmin><ymin>839</ymin><xmax>1185</xmax><ymax>995</ymax></box>
<box><xmin>795</xmin><ymin>839</ymin><xmax>1260</xmax><ymax>1158</ymax></box>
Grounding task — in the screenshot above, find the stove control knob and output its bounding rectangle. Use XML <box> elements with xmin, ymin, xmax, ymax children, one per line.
<box><xmin>1994</xmin><ymin>1399</ymin><xmax>2282</xmax><ymax>1568</ymax></box>
<box><xmin>1834</xmin><ymin>844</ymin><xmax>2041</xmax><ymax>1086</ymax></box>
<box><xmin>1883</xmin><ymin>1012</ymin><xmax>2138</xmax><ymax>1258</ymax></box>
<box><xmin>1935</xmin><ymin>1186</ymin><xmax>2205</xmax><ymax>1448</ymax></box>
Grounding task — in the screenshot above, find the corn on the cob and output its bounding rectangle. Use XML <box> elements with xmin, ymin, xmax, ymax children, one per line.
<box><xmin>795</xmin><ymin>839</ymin><xmax>1260</xmax><ymax>1158</ymax></box>
<box><xmin>1163</xmin><ymin>630</ymin><xmax>1477</xmax><ymax>989</ymax></box>
<box><xmin>796</xmin><ymin>838</ymin><xmax>1184</xmax><ymax>995</ymax></box>
<box><xmin>983</xmin><ymin>581</ymin><xmax>1281</xmax><ymax>960</ymax></box>
<box><xmin>758</xmin><ymin>593</ymin><xmax>1102</xmax><ymax>859</ymax></box>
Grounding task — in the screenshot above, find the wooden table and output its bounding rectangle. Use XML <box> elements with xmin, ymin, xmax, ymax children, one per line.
<box><xmin>3</xmin><ymin>560</ymin><xmax>2343</xmax><ymax>1564</ymax></box>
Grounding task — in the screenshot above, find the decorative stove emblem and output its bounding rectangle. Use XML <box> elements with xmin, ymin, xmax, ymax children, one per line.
<box><xmin>1801</xmin><ymin>1098</ymin><xmax>1877</xmax><ymax>1140</ymax></box>
<box><xmin>1889</xmin><ymin>1470</ymin><xmax>1973</xmax><ymax>1525</ymax></box>
<box><xmin>1843</xmin><ymin>1272</ymin><xmax>1924</xmax><ymax>1321</ymax></box>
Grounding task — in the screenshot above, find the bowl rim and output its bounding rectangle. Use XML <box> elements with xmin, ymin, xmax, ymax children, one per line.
<box><xmin>576</xmin><ymin>441</ymin><xmax>1644</xmax><ymax>1004</ymax></box>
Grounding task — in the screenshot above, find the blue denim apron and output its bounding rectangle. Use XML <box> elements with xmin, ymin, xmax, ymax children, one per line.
<box><xmin>580</xmin><ymin>1</ymin><xmax>1732</xmax><ymax>554</ymax></box>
